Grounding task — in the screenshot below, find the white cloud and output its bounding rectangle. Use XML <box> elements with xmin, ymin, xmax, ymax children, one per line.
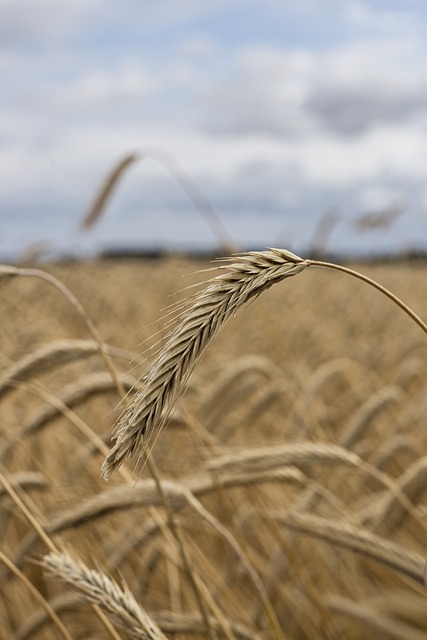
<box><xmin>178</xmin><ymin>35</ymin><xmax>216</xmax><ymax>57</ymax></box>
<box><xmin>1</xmin><ymin>1</ymin><xmax>427</xmax><ymax>255</ymax></box>
<box><xmin>196</xmin><ymin>37</ymin><xmax>427</xmax><ymax>138</ymax></box>
<box><xmin>0</xmin><ymin>0</ymin><xmax>104</xmax><ymax>46</ymax></box>
<box><xmin>342</xmin><ymin>0</ymin><xmax>421</xmax><ymax>34</ymax></box>
<box><xmin>290</xmin><ymin>124</ymin><xmax>427</xmax><ymax>186</ymax></box>
<box><xmin>358</xmin><ymin>187</ymin><xmax>406</xmax><ymax>211</ymax></box>
<box><xmin>196</xmin><ymin>47</ymin><xmax>316</xmax><ymax>137</ymax></box>
<box><xmin>51</xmin><ymin>63</ymin><xmax>158</xmax><ymax>109</ymax></box>
<box><xmin>307</xmin><ymin>39</ymin><xmax>427</xmax><ymax>134</ymax></box>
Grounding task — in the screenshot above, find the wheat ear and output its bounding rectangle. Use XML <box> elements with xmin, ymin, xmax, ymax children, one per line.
<box><xmin>102</xmin><ymin>248</ymin><xmax>308</xmax><ymax>479</ymax></box>
<box><xmin>43</xmin><ymin>551</ymin><xmax>168</xmax><ymax>640</ymax></box>
<box><xmin>273</xmin><ymin>510</ymin><xmax>424</xmax><ymax>583</ymax></box>
<box><xmin>103</xmin><ymin>247</ymin><xmax>427</xmax><ymax>479</ymax></box>
<box><xmin>80</xmin><ymin>153</ymin><xmax>139</xmax><ymax>230</ymax></box>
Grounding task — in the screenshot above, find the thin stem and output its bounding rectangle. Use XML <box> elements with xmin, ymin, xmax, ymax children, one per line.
<box><xmin>0</xmin><ymin>471</ymin><xmax>56</xmax><ymax>553</ymax></box>
<box><xmin>4</xmin><ymin>266</ymin><xmax>127</xmax><ymax>399</ymax></box>
<box><xmin>0</xmin><ymin>551</ymin><xmax>74</xmax><ymax>640</ymax></box>
<box><xmin>0</xmin><ymin>472</ymin><xmax>123</xmax><ymax>640</ymax></box>
<box><xmin>307</xmin><ymin>260</ymin><xmax>427</xmax><ymax>337</ymax></box>
<box><xmin>145</xmin><ymin>455</ymin><xmax>220</xmax><ymax>640</ymax></box>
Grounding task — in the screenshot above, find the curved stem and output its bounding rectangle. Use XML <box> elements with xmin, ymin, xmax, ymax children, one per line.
<box><xmin>0</xmin><ymin>550</ymin><xmax>74</xmax><ymax>640</ymax></box>
<box><xmin>307</xmin><ymin>260</ymin><xmax>427</xmax><ymax>337</ymax></box>
<box><xmin>5</xmin><ymin>266</ymin><xmax>127</xmax><ymax>399</ymax></box>
<box><xmin>0</xmin><ymin>471</ymin><xmax>122</xmax><ymax>640</ymax></box>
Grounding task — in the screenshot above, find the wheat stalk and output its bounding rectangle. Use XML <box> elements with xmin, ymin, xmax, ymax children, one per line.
<box><xmin>46</xmin><ymin>467</ymin><xmax>303</xmax><ymax>534</ymax></box>
<box><xmin>0</xmin><ymin>551</ymin><xmax>73</xmax><ymax>640</ymax></box>
<box><xmin>0</xmin><ymin>264</ymin><xmax>132</xmax><ymax>404</ymax></box>
<box><xmin>0</xmin><ymin>472</ymin><xmax>122</xmax><ymax>640</ymax></box>
<box><xmin>102</xmin><ymin>248</ymin><xmax>308</xmax><ymax>478</ymax></box>
<box><xmin>364</xmin><ymin>456</ymin><xmax>427</xmax><ymax>533</ymax></box>
<box><xmin>14</xmin><ymin>594</ymin><xmax>78</xmax><ymax>640</ymax></box>
<box><xmin>273</xmin><ymin>510</ymin><xmax>424</xmax><ymax>583</ymax></box>
<box><xmin>103</xmin><ymin>247</ymin><xmax>427</xmax><ymax>479</ymax></box>
<box><xmin>12</xmin><ymin>466</ymin><xmax>303</xmax><ymax>571</ymax></box>
<box><xmin>43</xmin><ymin>550</ymin><xmax>168</xmax><ymax>640</ymax></box>
<box><xmin>0</xmin><ymin>339</ymin><xmax>134</xmax><ymax>400</ymax></box>
<box><xmin>0</xmin><ymin>372</ymin><xmax>139</xmax><ymax>461</ymax></box>
<box><xmin>339</xmin><ymin>386</ymin><xmax>401</xmax><ymax>449</ymax></box>
<box><xmin>79</xmin><ymin>147</ymin><xmax>236</xmax><ymax>252</ymax></box>
<box><xmin>326</xmin><ymin>594</ymin><xmax>427</xmax><ymax>640</ymax></box>
<box><xmin>80</xmin><ymin>153</ymin><xmax>139</xmax><ymax>230</ymax></box>
<box><xmin>15</xmin><ymin>595</ymin><xmax>259</xmax><ymax>640</ymax></box>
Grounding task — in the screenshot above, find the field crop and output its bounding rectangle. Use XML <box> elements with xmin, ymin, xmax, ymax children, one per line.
<box><xmin>1</xmin><ymin>253</ymin><xmax>427</xmax><ymax>639</ymax></box>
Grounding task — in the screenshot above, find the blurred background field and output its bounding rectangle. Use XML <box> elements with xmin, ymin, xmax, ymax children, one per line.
<box><xmin>1</xmin><ymin>254</ymin><xmax>427</xmax><ymax>638</ymax></box>
<box><xmin>2</xmin><ymin>2</ymin><xmax>427</xmax><ymax>638</ymax></box>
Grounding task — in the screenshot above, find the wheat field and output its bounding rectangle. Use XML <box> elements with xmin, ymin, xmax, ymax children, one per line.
<box><xmin>1</xmin><ymin>252</ymin><xmax>427</xmax><ymax>640</ymax></box>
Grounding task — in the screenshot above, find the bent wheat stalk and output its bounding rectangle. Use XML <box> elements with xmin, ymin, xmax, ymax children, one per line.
<box><xmin>0</xmin><ymin>339</ymin><xmax>134</xmax><ymax>400</ymax></box>
<box><xmin>79</xmin><ymin>147</ymin><xmax>236</xmax><ymax>252</ymax></box>
<box><xmin>80</xmin><ymin>153</ymin><xmax>139</xmax><ymax>231</ymax></box>
<box><xmin>273</xmin><ymin>510</ymin><xmax>424</xmax><ymax>583</ymax></box>
<box><xmin>102</xmin><ymin>248</ymin><xmax>427</xmax><ymax>479</ymax></box>
<box><xmin>0</xmin><ymin>551</ymin><xmax>73</xmax><ymax>640</ymax></box>
<box><xmin>102</xmin><ymin>248</ymin><xmax>308</xmax><ymax>478</ymax></box>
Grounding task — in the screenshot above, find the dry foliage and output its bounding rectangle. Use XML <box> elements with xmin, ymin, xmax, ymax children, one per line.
<box><xmin>1</xmin><ymin>251</ymin><xmax>427</xmax><ymax>639</ymax></box>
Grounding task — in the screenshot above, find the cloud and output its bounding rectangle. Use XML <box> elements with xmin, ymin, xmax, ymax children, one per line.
<box><xmin>50</xmin><ymin>63</ymin><xmax>159</xmax><ymax>110</ymax></box>
<box><xmin>177</xmin><ymin>35</ymin><xmax>216</xmax><ymax>57</ymax></box>
<box><xmin>1</xmin><ymin>1</ymin><xmax>427</xmax><ymax>256</ymax></box>
<box><xmin>306</xmin><ymin>40</ymin><xmax>427</xmax><ymax>135</ymax></box>
<box><xmin>195</xmin><ymin>48</ymin><xmax>316</xmax><ymax>137</ymax></box>
<box><xmin>308</xmin><ymin>84</ymin><xmax>427</xmax><ymax>136</ymax></box>
<box><xmin>195</xmin><ymin>37</ymin><xmax>427</xmax><ymax>140</ymax></box>
<box><xmin>0</xmin><ymin>0</ymin><xmax>104</xmax><ymax>46</ymax></box>
<box><xmin>341</xmin><ymin>0</ymin><xmax>421</xmax><ymax>34</ymax></box>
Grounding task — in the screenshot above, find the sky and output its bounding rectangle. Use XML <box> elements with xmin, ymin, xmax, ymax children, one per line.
<box><xmin>2</xmin><ymin>0</ymin><xmax>427</xmax><ymax>259</ymax></box>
